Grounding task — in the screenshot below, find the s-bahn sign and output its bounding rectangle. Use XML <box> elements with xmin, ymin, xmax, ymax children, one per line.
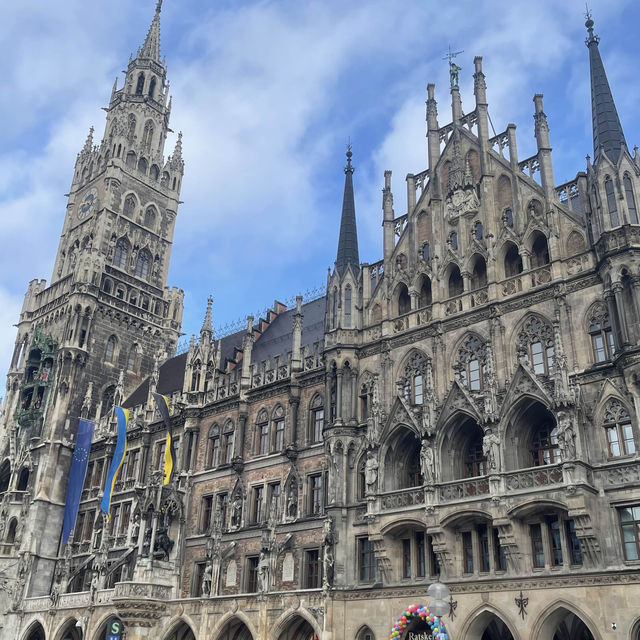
<box><xmin>105</xmin><ymin>617</ymin><xmax>124</xmax><ymax>640</ymax></box>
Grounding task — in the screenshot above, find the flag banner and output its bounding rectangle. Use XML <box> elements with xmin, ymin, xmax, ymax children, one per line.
<box><xmin>61</xmin><ymin>418</ymin><xmax>95</xmax><ymax>544</ymax></box>
<box><xmin>100</xmin><ymin>406</ymin><xmax>129</xmax><ymax>520</ymax></box>
<box><xmin>152</xmin><ymin>392</ymin><xmax>175</xmax><ymax>485</ymax></box>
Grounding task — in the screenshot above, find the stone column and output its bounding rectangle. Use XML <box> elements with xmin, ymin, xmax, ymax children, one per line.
<box><xmin>289</xmin><ymin>396</ymin><xmax>299</xmax><ymax>445</ymax></box>
<box><xmin>612</xmin><ymin>282</ymin><xmax>631</xmax><ymax>346</ymax></box>
<box><xmin>336</xmin><ymin>369</ymin><xmax>343</xmax><ymax>422</ymax></box>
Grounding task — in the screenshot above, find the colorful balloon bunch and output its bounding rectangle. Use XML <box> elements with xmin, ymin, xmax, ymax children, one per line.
<box><xmin>388</xmin><ymin>604</ymin><xmax>448</xmax><ymax>640</ymax></box>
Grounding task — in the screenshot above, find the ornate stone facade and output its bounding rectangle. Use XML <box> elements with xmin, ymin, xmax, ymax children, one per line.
<box><xmin>2</xmin><ymin>6</ymin><xmax>640</xmax><ymax>640</ymax></box>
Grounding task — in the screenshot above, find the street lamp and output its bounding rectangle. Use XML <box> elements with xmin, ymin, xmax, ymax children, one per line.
<box><xmin>427</xmin><ymin>579</ymin><xmax>450</xmax><ymax>617</ymax></box>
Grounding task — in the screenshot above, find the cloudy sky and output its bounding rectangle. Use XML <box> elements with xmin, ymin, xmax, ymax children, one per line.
<box><xmin>1</xmin><ymin>0</ymin><xmax>639</xmax><ymax>386</ymax></box>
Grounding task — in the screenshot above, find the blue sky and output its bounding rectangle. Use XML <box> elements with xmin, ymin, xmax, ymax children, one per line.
<box><xmin>1</xmin><ymin>0</ymin><xmax>639</xmax><ymax>383</ymax></box>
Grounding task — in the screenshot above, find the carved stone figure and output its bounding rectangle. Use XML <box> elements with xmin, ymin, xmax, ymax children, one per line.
<box><xmin>483</xmin><ymin>431</ymin><xmax>501</xmax><ymax>471</ymax></box>
<box><xmin>154</xmin><ymin>526</ymin><xmax>174</xmax><ymax>560</ymax></box>
<box><xmin>286</xmin><ymin>482</ymin><xmax>298</xmax><ymax>519</ymax></box>
<box><xmin>557</xmin><ymin>411</ymin><xmax>576</xmax><ymax>460</ymax></box>
<box><xmin>420</xmin><ymin>440</ymin><xmax>435</xmax><ymax>484</ymax></box>
<box><xmin>258</xmin><ymin>551</ymin><xmax>269</xmax><ymax>592</ymax></box>
<box><xmin>231</xmin><ymin>494</ymin><xmax>243</xmax><ymax>528</ymax></box>
<box><xmin>201</xmin><ymin>563</ymin><xmax>212</xmax><ymax>597</ymax></box>
<box><xmin>365</xmin><ymin>450</ymin><xmax>378</xmax><ymax>491</ymax></box>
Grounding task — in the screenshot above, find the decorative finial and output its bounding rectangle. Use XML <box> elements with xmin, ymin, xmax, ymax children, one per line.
<box><xmin>585</xmin><ymin>5</ymin><xmax>598</xmax><ymax>44</ymax></box>
<box><xmin>345</xmin><ymin>141</ymin><xmax>353</xmax><ymax>174</ymax></box>
<box><xmin>156</xmin><ymin>0</ymin><xmax>163</xmax><ymax>13</ymax></box>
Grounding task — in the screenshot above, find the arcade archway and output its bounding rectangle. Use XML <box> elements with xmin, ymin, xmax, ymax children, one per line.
<box><xmin>277</xmin><ymin>616</ymin><xmax>318</xmax><ymax>640</ymax></box>
<box><xmin>163</xmin><ymin>621</ymin><xmax>196</xmax><ymax>640</ymax></box>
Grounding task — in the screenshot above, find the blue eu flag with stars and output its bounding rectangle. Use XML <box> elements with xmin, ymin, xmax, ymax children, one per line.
<box><xmin>62</xmin><ymin>418</ymin><xmax>95</xmax><ymax>544</ymax></box>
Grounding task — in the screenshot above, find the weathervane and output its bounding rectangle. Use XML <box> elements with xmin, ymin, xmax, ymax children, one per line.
<box><xmin>443</xmin><ymin>46</ymin><xmax>464</xmax><ymax>89</ymax></box>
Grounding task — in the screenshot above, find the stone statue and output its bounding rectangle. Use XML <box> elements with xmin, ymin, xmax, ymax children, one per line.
<box><xmin>90</xmin><ymin>571</ymin><xmax>99</xmax><ymax>603</ymax></box>
<box><xmin>482</xmin><ymin>431</ymin><xmax>501</xmax><ymax>472</ymax></box>
<box><xmin>323</xmin><ymin>517</ymin><xmax>335</xmax><ymax>588</ymax></box>
<box><xmin>231</xmin><ymin>494</ymin><xmax>243</xmax><ymax>528</ymax></box>
<box><xmin>557</xmin><ymin>412</ymin><xmax>576</xmax><ymax>460</ymax></box>
<box><xmin>154</xmin><ymin>526</ymin><xmax>174</xmax><ymax>560</ymax></box>
<box><xmin>201</xmin><ymin>563</ymin><xmax>212</xmax><ymax>597</ymax></box>
<box><xmin>365</xmin><ymin>450</ymin><xmax>378</xmax><ymax>492</ymax></box>
<box><xmin>420</xmin><ymin>440</ymin><xmax>435</xmax><ymax>484</ymax></box>
<box><xmin>258</xmin><ymin>551</ymin><xmax>269</xmax><ymax>592</ymax></box>
<box><xmin>286</xmin><ymin>483</ymin><xmax>298</xmax><ymax>519</ymax></box>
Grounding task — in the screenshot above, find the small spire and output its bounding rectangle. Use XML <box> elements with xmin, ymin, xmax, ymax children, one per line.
<box><xmin>200</xmin><ymin>295</ymin><xmax>213</xmax><ymax>341</ymax></box>
<box><xmin>138</xmin><ymin>0</ymin><xmax>163</xmax><ymax>63</ymax></box>
<box><xmin>585</xmin><ymin>11</ymin><xmax>627</xmax><ymax>164</ymax></box>
<box><xmin>170</xmin><ymin>132</ymin><xmax>184</xmax><ymax>171</ymax></box>
<box><xmin>335</xmin><ymin>144</ymin><xmax>360</xmax><ymax>276</ymax></box>
<box><xmin>82</xmin><ymin>127</ymin><xmax>94</xmax><ymax>154</ymax></box>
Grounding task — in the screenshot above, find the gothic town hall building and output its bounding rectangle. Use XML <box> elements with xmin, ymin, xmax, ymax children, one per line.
<box><xmin>1</xmin><ymin>4</ymin><xmax>640</xmax><ymax>640</ymax></box>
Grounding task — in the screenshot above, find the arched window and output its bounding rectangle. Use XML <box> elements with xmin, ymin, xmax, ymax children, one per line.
<box><xmin>503</xmin><ymin>208</ymin><xmax>514</xmax><ymax>227</ymax></box>
<box><xmin>150</xmin><ymin>164</ymin><xmax>160</xmax><ymax>181</ymax></box>
<box><xmin>127</xmin><ymin>344</ymin><xmax>138</xmax><ymax>371</ymax></box>
<box><xmin>113</xmin><ymin>238</ymin><xmax>129</xmax><ymax>269</ymax></box>
<box><xmin>123</xmin><ymin>195</ymin><xmax>136</xmax><ymax>217</ymax></box>
<box><xmin>126</xmin><ymin>151</ymin><xmax>136</xmax><ymax>168</ymax></box>
<box><xmin>457</xmin><ymin>335</ymin><xmax>486</xmax><ymax>391</ymax></box>
<box><xmin>588</xmin><ymin>305</ymin><xmax>615</xmax><ymax>362</ymax></box>
<box><xmin>470</xmin><ymin>255</ymin><xmax>487</xmax><ymax>290</ymax></box>
<box><xmin>135</xmin><ymin>73</ymin><xmax>145</xmax><ymax>95</ymax></box>
<box><xmin>474</xmin><ymin>220</ymin><xmax>483</xmax><ymax>240</ymax></box>
<box><xmin>17</xmin><ymin>467</ymin><xmax>30</xmax><ymax>491</ymax></box>
<box><xmin>142</xmin><ymin>120</ymin><xmax>154</xmax><ymax>153</ymax></box>
<box><xmin>101</xmin><ymin>385</ymin><xmax>116</xmax><ymax>418</ymax></box>
<box><xmin>127</xmin><ymin>114</ymin><xmax>136</xmax><ymax>141</ymax></box>
<box><xmin>504</xmin><ymin>242</ymin><xmax>523</xmax><ymax>277</ymax></box>
<box><xmin>448</xmin><ymin>265</ymin><xmax>463</xmax><ymax>297</ymax></box>
<box><xmin>7</xmin><ymin>518</ymin><xmax>17</xmax><ymax>544</ymax></box>
<box><xmin>400</xmin><ymin>351</ymin><xmax>430</xmax><ymax>406</ymax></box>
<box><xmin>137</xmin><ymin>157</ymin><xmax>148</xmax><ymax>174</ymax></box>
<box><xmin>422</xmin><ymin>242</ymin><xmax>430</xmax><ymax>262</ymax></box>
<box><xmin>309</xmin><ymin>395</ymin><xmax>324</xmax><ymax>443</ymax></box>
<box><xmin>332</xmin><ymin>288</ymin><xmax>338</xmax><ymax>329</ymax></box>
<box><xmin>344</xmin><ymin>285</ymin><xmax>352</xmax><ymax>328</ymax></box>
<box><xmin>256</xmin><ymin>409</ymin><xmax>269</xmax><ymax>455</ymax></box>
<box><xmin>0</xmin><ymin>460</ymin><xmax>10</xmax><ymax>493</ymax></box>
<box><xmin>144</xmin><ymin>206</ymin><xmax>156</xmax><ymax>228</ymax></box>
<box><xmin>530</xmin><ymin>233</ymin><xmax>550</xmax><ymax>268</ymax></box>
<box><xmin>604</xmin><ymin>400</ymin><xmax>635</xmax><ymax>457</ymax></box>
<box><xmin>272</xmin><ymin>405</ymin><xmax>285</xmax><ymax>451</ymax></box>
<box><xmin>418</xmin><ymin>276</ymin><xmax>432</xmax><ymax>307</ymax></box>
<box><xmin>105</xmin><ymin>336</ymin><xmax>117</xmax><ymax>363</ymax></box>
<box><xmin>222</xmin><ymin>422</ymin><xmax>235</xmax><ymax>464</ymax></box>
<box><xmin>357</xmin><ymin>625</ymin><xmax>375</xmax><ymax>640</ymax></box>
<box><xmin>518</xmin><ymin>316</ymin><xmax>554</xmax><ymax>375</ymax></box>
<box><xmin>149</xmin><ymin>76</ymin><xmax>157</xmax><ymax>99</ymax></box>
<box><xmin>624</xmin><ymin>174</ymin><xmax>638</xmax><ymax>223</ymax></box>
<box><xmin>206</xmin><ymin>425</ymin><xmax>220</xmax><ymax>468</ymax></box>
<box><xmin>135</xmin><ymin>250</ymin><xmax>151</xmax><ymax>279</ymax></box>
<box><xmin>464</xmin><ymin>426</ymin><xmax>487</xmax><ymax>477</ymax></box>
<box><xmin>397</xmin><ymin>283</ymin><xmax>410</xmax><ymax>315</ymax></box>
<box><xmin>605</xmin><ymin>178</ymin><xmax>619</xmax><ymax>227</ymax></box>
<box><xmin>449</xmin><ymin>231</ymin><xmax>458</xmax><ymax>251</ymax></box>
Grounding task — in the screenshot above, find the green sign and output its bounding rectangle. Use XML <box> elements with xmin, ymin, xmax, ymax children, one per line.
<box><xmin>105</xmin><ymin>617</ymin><xmax>124</xmax><ymax>640</ymax></box>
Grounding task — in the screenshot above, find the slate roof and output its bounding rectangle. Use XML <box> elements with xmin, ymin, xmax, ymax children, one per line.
<box><xmin>335</xmin><ymin>149</ymin><xmax>360</xmax><ymax>276</ymax></box>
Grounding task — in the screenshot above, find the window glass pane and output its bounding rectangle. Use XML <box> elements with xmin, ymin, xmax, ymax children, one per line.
<box><xmin>462</xmin><ymin>531</ymin><xmax>473</xmax><ymax>573</ymax></box>
<box><xmin>549</xmin><ymin>519</ymin><xmax>563</xmax><ymax>566</ymax></box>
<box><xmin>566</xmin><ymin>520</ymin><xmax>583</xmax><ymax>565</ymax></box>
<box><xmin>478</xmin><ymin>525</ymin><xmax>489</xmax><ymax>572</ymax></box>
<box><xmin>606</xmin><ymin>179</ymin><xmax>619</xmax><ymax>226</ymax></box>
<box><xmin>402</xmin><ymin>539</ymin><xmax>411</xmax><ymax>578</ymax></box>
<box><xmin>468</xmin><ymin>359</ymin><xmax>481</xmax><ymax>390</ymax></box>
<box><xmin>623</xmin><ymin>423</ymin><xmax>636</xmax><ymax>454</ymax></box>
<box><xmin>607</xmin><ymin>426</ymin><xmax>621</xmax><ymax>457</ymax></box>
<box><xmin>592</xmin><ymin>334</ymin><xmax>606</xmax><ymax>362</ymax></box>
<box><xmin>607</xmin><ymin>330</ymin><xmax>616</xmax><ymax>357</ymax></box>
<box><xmin>530</xmin><ymin>341</ymin><xmax>545</xmax><ymax>374</ymax></box>
<box><xmin>624</xmin><ymin>175</ymin><xmax>638</xmax><ymax>223</ymax></box>
<box><xmin>416</xmin><ymin>532</ymin><xmax>426</xmax><ymax>577</ymax></box>
<box><xmin>531</xmin><ymin>524</ymin><xmax>544</xmax><ymax>567</ymax></box>
<box><xmin>414</xmin><ymin>375</ymin><xmax>423</xmax><ymax>405</ymax></box>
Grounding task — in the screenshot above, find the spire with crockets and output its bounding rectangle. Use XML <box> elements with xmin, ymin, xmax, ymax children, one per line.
<box><xmin>335</xmin><ymin>145</ymin><xmax>360</xmax><ymax>276</ymax></box>
<box><xmin>585</xmin><ymin>10</ymin><xmax>627</xmax><ymax>165</ymax></box>
<box><xmin>138</xmin><ymin>0</ymin><xmax>163</xmax><ymax>63</ymax></box>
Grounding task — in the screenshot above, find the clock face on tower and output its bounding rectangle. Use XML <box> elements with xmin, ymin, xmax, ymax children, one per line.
<box><xmin>77</xmin><ymin>188</ymin><xmax>98</xmax><ymax>220</ymax></box>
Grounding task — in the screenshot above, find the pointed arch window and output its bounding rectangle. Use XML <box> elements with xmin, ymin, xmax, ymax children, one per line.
<box><xmin>135</xmin><ymin>73</ymin><xmax>145</xmax><ymax>96</ymax></box>
<box><xmin>272</xmin><ymin>405</ymin><xmax>285</xmax><ymax>452</ymax></box>
<box><xmin>397</xmin><ymin>283</ymin><xmax>411</xmax><ymax>315</ymax></box>
<box><xmin>256</xmin><ymin>410</ymin><xmax>269</xmax><ymax>455</ymax></box>
<box><xmin>474</xmin><ymin>220</ymin><xmax>483</xmax><ymax>240</ymax></box>
<box><xmin>148</xmin><ymin>76</ymin><xmax>157</xmax><ymax>99</ymax></box>
<box><xmin>309</xmin><ymin>395</ymin><xmax>324</xmax><ymax>443</ymax></box>
<box><xmin>123</xmin><ymin>195</ymin><xmax>136</xmax><ymax>217</ymax></box>
<box><xmin>504</xmin><ymin>208</ymin><xmax>514</xmax><ymax>227</ymax></box>
<box><xmin>144</xmin><ymin>206</ymin><xmax>156</xmax><ymax>228</ymax></box>
<box><xmin>222</xmin><ymin>422</ymin><xmax>235</xmax><ymax>464</ymax></box>
<box><xmin>418</xmin><ymin>276</ymin><xmax>432</xmax><ymax>307</ymax></box>
<box><xmin>605</xmin><ymin>177</ymin><xmax>619</xmax><ymax>227</ymax></box>
<box><xmin>113</xmin><ymin>238</ymin><xmax>128</xmax><ymax>269</ymax></box>
<box><xmin>449</xmin><ymin>231</ymin><xmax>458</xmax><ymax>251</ymax></box>
<box><xmin>457</xmin><ymin>335</ymin><xmax>486</xmax><ymax>391</ymax></box>
<box><xmin>624</xmin><ymin>174</ymin><xmax>638</xmax><ymax>224</ymax></box>
<box><xmin>448</xmin><ymin>265</ymin><xmax>463</xmax><ymax>297</ymax></box>
<box><xmin>422</xmin><ymin>242</ymin><xmax>430</xmax><ymax>262</ymax></box>
<box><xmin>331</xmin><ymin>288</ymin><xmax>338</xmax><ymax>329</ymax></box>
<box><xmin>344</xmin><ymin>285</ymin><xmax>352</xmax><ymax>328</ymax></box>
<box><xmin>530</xmin><ymin>233</ymin><xmax>550</xmax><ymax>267</ymax></box>
<box><xmin>127</xmin><ymin>344</ymin><xmax>139</xmax><ymax>372</ymax></box>
<box><xmin>604</xmin><ymin>400</ymin><xmax>635</xmax><ymax>457</ymax></box>
<box><xmin>142</xmin><ymin>120</ymin><xmax>154</xmax><ymax>153</ymax></box>
<box><xmin>401</xmin><ymin>351</ymin><xmax>429</xmax><ymax>405</ymax></box>
<box><xmin>105</xmin><ymin>336</ymin><xmax>117</xmax><ymax>364</ymax></box>
<box><xmin>504</xmin><ymin>242</ymin><xmax>523</xmax><ymax>277</ymax></box>
<box><xmin>518</xmin><ymin>316</ymin><xmax>554</xmax><ymax>375</ymax></box>
<box><xmin>101</xmin><ymin>385</ymin><xmax>116</xmax><ymax>418</ymax></box>
<box><xmin>206</xmin><ymin>425</ymin><xmax>220</xmax><ymax>468</ymax></box>
<box><xmin>588</xmin><ymin>306</ymin><xmax>615</xmax><ymax>362</ymax></box>
<box><xmin>135</xmin><ymin>250</ymin><xmax>151</xmax><ymax>279</ymax></box>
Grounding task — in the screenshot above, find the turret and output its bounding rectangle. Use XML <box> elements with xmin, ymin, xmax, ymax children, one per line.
<box><xmin>426</xmin><ymin>84</ymin><xmax>440</xmax><ymax>175</ymax></box>
<box><xmin>533</xmin><ymin>94</ymin><xmax>555</xmax><ymax>205</ymax></box>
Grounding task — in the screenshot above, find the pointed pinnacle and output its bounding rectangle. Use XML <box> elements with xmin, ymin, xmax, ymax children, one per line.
<box><xmin>201</xmin><ymin>295</ymin><xmax>213</xmax><ymax>337</ymax></box>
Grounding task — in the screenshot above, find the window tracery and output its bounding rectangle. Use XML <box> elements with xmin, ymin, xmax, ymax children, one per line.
<box><xmin>135</xmin><ymin>249</ymin><xmax>151</xmax><ymax>279</ymax></box>
<box><xmin>588</xmin><ymin>304</ymin><xmax>615</xmax><ymax>362</ymax></box>
<box><xmin>144</xmin><ymin>206</ymin><xmax>156</xmax><ymax>228</ymax></box>
<box><xmin>400</xmin><ymin>351</ymin><xmax>430</xmax><ymax>405</ymax></box>
<box><xmin>517</xmin><ymin>316</ymin><xmax>554</xmax><ymax>375</ymax></box>
<box><xmin>113</xmin><ymin>238</ymin><xmax>129</xmax><ymax>269</ymax></box>
<box><xmin>123</xmin><ymin>195</ymin><xmax>136</xmax><ymax>217</ymax></box>
<box><xmin>456</xmin><ymin>335</ymin><xmax>486</xmax><ymax>391</ymax></box>
<box><xmin>604</xmin><ymin>400</ymin><xmax>635</xmax><ymax>457</ymax></box>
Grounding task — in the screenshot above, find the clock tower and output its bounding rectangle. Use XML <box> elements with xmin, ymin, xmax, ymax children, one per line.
<box><xmin>0</xmin><ymin>0</ymin><xmax>184</xmax><ymax>599</ymax></box>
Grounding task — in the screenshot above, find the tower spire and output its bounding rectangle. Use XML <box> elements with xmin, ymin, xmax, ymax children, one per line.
<box><xmin>335</xmin><ymin>145</ymin><xmax>360</xmax><ymax>276</ymax></box>
<box><xmin>585</xmin><ymin>11</ymin><xmax>627</xmax><ymax>164</ymax></box>
<box><xmin>200</xmin><ymin>295</ymin><xmax>213</xmax><ymax>342</ymax></box>
<box><xmin>138</xmin><ymin>0</ymin><xmax>163</xmax><ymax>63</ymax></box>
